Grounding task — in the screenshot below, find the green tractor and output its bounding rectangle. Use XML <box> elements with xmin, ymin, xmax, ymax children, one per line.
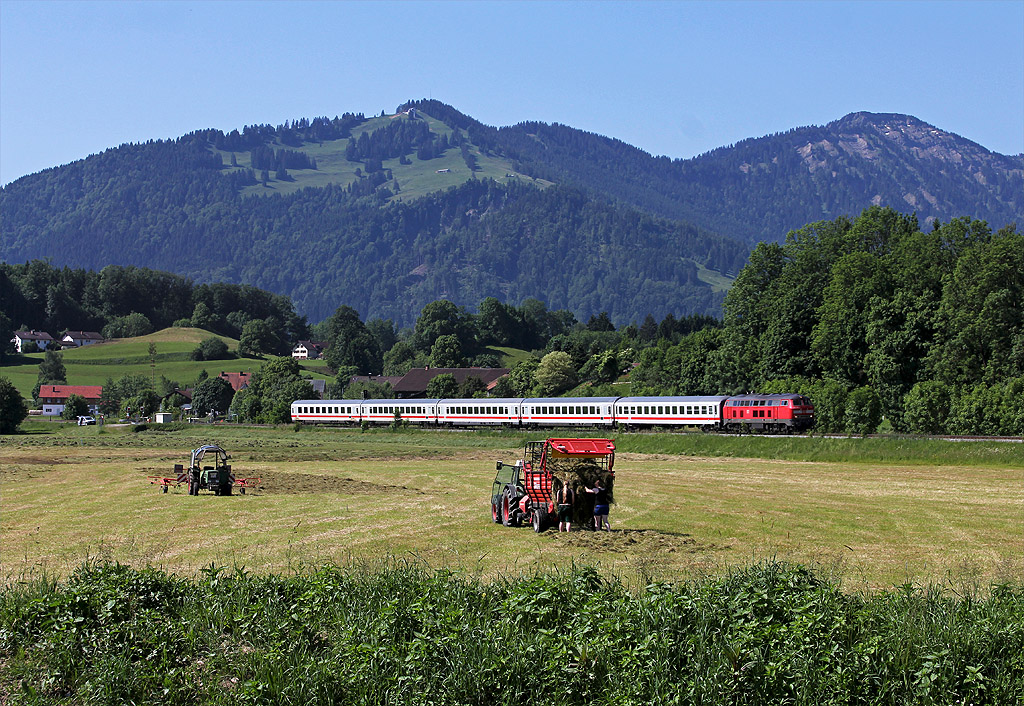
<box><xmin>180</xmin><ymin>445</ymin><xmax>235</xmax><ymax>496</ymax></box>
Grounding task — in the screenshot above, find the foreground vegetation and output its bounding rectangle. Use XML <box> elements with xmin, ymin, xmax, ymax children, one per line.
<box><xmin>2</xmin><ymin>560</ymin><xmax>1022</xmax><ymax>705</ymax></box>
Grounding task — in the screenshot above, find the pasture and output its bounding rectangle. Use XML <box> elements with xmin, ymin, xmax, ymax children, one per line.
<box><xmin>3</xmin><ymin>423</ymin><xmax>1022</xmax><ymax>590</ymax></box>
<box><xmin>2</xmin><ymin>328</ymin><xmax>333</xmax><ymax>401</ymax></box>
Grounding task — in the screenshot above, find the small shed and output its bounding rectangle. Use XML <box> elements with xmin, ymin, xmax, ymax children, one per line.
<box><xmin>154</xmin><ymin>412</ymin><xmax>175</xmax><ymax>424</ymax></box>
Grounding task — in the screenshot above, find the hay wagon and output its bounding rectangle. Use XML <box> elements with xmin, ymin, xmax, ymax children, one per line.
<box><xmin>491</xmin><ymin>438</ymin><xmax>615</xmax><ymax>532</ymax></box>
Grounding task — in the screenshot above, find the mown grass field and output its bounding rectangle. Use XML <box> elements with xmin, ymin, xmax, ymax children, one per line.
<box><xmin>1</xmin><ymin>328</ymin><xmax>333</xmax><ymax>400</ymax></box>
<box><xmin>3</xmin><ymin>423</ymin><xmax>1021</xmax><ymax>590</ymax></box>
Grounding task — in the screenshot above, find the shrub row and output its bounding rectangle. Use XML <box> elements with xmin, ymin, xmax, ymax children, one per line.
<box><xmin>2</xmin><ymin>561</ymin><xmax>1022</xmax><ymax>704</ymax></box>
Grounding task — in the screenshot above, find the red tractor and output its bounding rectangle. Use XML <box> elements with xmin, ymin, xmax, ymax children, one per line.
<box><xmin>491</xmin><ymin>438</ymin><xmax>615</xmax><ymax>532</ymax></box>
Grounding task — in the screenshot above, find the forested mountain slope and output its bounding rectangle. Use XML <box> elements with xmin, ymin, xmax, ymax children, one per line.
<box><xmin>0</xmin><ymin>107</ymin><xmax>744</xmax><ymax>326</ymax></box>
<box><xmin>453</xmin><ymin>104</ymin><xmax>1022</xmax><ymax>244</ymax></box>
<box><xmin>2</xmin><ymin>101</ymin><xmax>1019</xmax><ymax>325</ymax></box>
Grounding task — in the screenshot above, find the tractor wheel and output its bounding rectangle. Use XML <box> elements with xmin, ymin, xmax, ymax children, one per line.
<box><xmin>502</xmin><ymin>494</ymin><xmax>512</xmax><ymax>527</ymax></box>
<box><xmin>491</xmin><ymin>499</ymin><xmax>501</xmax><ymax>523</ymax></box>
<box><xmin>533</xmin><ymin>508</ymin><xmax>548</xmax><ymax>533</ymax></box>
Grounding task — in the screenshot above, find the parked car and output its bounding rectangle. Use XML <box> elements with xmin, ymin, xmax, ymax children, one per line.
<box><xmin>77</xmin><ymin>415</ymin><xmax>96</xmax><ymax>426</ymax></box>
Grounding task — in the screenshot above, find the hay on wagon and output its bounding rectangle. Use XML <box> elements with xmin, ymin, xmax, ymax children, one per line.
<box><xmin>548</xmin><ymin>458</ymin><xmax>613</xmax><ymax>528</ymax></box>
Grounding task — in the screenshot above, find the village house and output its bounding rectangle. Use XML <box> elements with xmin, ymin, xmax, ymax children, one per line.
<box><xmin>37</xmin><ymin>384</ymin><xmax>103</xmax><ymax>416</ymax></box>
<box><xmin>291</xmin><ymin>340</ymin><xmax>329</xmax><ymax>360</ymax></box>
<box><xmin>61</xmin><ymin>331</ymin><xmax>104</xmax><ymax>347</ymax></box>
<box><xmin>218</xmin><ymin>371</ymin><xmax>251</xmax><ymax>392</ymax></box>
<box><xmin>349</xmin><ymin>367</ymin><xmax>510</xmax><ymax>399</ymax></box>
<box><xmin>12</xmin><ymin>330</ymin><xmax>55</xmax><ymax>352</ymax></box>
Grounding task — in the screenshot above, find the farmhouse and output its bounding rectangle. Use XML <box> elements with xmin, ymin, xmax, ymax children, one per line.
<box><xmin>61</xmin><ymin>331</ymin><xmax>104</xmax><ymax>347</ymax></box>
<box><xmin>218</xmin><ymin>371</ymin><xmax>251</xmax><ymax>392</ymax></box>
<box><xmin>12</xmin><ymin>330</ymin><xmax>55</xmax><ymax>352</ymax></box>
<box><xmin>291</xmin><ymin>340</ymin><xmax>328</xmax><ymax>360</ymax></box>
<box><xmin>392</xmin><ymin>367</ymin><xmax>509</xmax><ymax>399</ymax></box>
<box><xmin>37</xmin><ymin>384</ymin><xmax>103</xmax><ymax>416</ymax></box>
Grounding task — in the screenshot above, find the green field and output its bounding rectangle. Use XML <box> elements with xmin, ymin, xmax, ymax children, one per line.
<box><xmin>0</xmin><ymin>328</ymin><xmax>334</xmax><ymax>401</ymax></box>
<box><xmin>3</xmin><ymin>424</ymin><xmax>1021</xmax><ymax>590</ymax></box>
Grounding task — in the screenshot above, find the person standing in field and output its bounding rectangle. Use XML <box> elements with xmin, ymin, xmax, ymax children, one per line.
<box><xmin>585</xmin><ymin>478</ymin><xmax>611</xmax><ymax>531</ymax></box>
<box><xmin>556</xmin><ymin>481</ymin><xmax>575</xmax><ymax>532</ymax></box>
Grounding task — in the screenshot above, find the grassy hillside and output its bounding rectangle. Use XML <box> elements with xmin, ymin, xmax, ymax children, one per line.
<box><xmin>0</xmin><ymin>328</ymin><xmax>334</xmax><ymax>401</ymax></box>
<box><xmin>221</xmin><ymin>111</ymin><xmax>550</xmax><ymax>201</ymax></box>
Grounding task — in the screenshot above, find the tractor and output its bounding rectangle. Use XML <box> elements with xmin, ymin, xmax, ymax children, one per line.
<box><xmin>180</xmin><ymin>444</ymin><xmax>235</xmax><ymax>496</ymax></box>
<box><xmin>491</xmin><ymin>438</ymin><xmax>615</xmax><ymax>532</ymax></box>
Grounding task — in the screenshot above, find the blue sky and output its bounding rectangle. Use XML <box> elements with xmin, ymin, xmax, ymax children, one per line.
<box><xmin>1</xmin><ymin>0</ymin><xmax>1022</xmax><ymax>186</ymax></box>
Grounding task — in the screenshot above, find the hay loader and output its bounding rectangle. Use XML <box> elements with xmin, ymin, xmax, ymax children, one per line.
<box><xmin>491</xmin><ymin>438</ymin><xmax>615</xmax><ymax>532</ymax></box>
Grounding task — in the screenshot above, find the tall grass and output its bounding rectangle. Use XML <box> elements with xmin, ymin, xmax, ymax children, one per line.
<box><xmin>2</xmin><ymin>561</ymin><xmax>1021</xmax><ymax>704</ymax></box>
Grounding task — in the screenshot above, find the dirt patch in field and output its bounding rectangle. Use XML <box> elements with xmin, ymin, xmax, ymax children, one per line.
<box><xmin>245</xmin><ymin>470</ymin><xmax>421</xmax><ymax>496</ymax></box>
<box><xmin>551</xmin><ymin>528</ymin><xmax>716</xmax><ymax>553</ymax></box>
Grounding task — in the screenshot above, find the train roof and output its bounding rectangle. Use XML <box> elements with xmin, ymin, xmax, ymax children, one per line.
<box><xmin>522</xmin><ymin>397</ymin><xmax>619</xmax><ymax>404</ymax></box>
<box><xmin>728</xmin><ymin>393</ymin><xmax>804</xmax><ymax>400</ymax></box>
<box><xmin>617</xmin><ymin>395</ymin><xmax>729</xmax><ymax>403</ymax></box>
<box><xmin>361</xmin><ymin>399</ymin><xmax>442</xmax><ymax>405</ymax></box>
<box><xmin>437</xmin><ymin>397</ymin><xmax>525</xmax><ymax>405</ymax></box>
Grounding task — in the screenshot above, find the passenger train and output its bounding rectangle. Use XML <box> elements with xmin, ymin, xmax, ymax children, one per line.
<box><xmin>291</xmin><ymin>393</ymin><xmax>815</xmax><ymax>433</ymax></box>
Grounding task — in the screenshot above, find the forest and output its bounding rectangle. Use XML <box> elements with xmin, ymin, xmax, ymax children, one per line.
<box><xmin>308</xmin><ymin>206</ymin><xmax>1023</xmax><ymax>436</ymax></box>
<box><xmin>397</xmin><ymin>100</ymin><xmax>1024</xmax><ymax>244</ymax></box>
<box><xmin>0</xmin><ymin>128</ymin><xmax>745</xmax><ymax>326</ymax></box>
<box><xmin>0</xmin><ymin>261</ymin><xmax>308</xmax><ymax>361</ymax></box>
<box><xmin>8</xmin><ymin>100</ymin><xmax>1019</xmax><ymax>330</ymax></box>
<box><xmin>3</xmin><ymin>204</ymin><xmax>1022</xmax><ymax>436</ymax></box>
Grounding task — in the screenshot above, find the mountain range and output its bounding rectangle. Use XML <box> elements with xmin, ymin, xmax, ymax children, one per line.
<box><xmin>1</xmin><ymin>100</ymin><xmax>1020</xmax><ymax>326</ymax></box>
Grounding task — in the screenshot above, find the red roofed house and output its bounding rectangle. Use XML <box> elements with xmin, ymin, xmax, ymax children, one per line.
<box><xmin>218</xmin><ymin>371</ymin><xmax>251</xmax><ymax>392</ymax></box>
<box><xmin>38</xmin><ymin>384</ymin><xmax>103</xmax><ymax>416</ymax></box>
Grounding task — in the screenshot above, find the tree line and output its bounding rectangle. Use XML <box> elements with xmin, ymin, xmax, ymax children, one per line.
<box><xmin>0</xmin><ymin>260</ymin><xmax>308</xmax><ymax>362</ymax></box>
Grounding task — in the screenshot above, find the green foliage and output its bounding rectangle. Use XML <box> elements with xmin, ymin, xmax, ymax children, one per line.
<box><xmin>0</xmin><ymin>375</ymin><xmax>29</xmax><ymax>433</ymax></box>
<box><xmin>491</xmin><ymin>358</ymin><xmax>539</xmax><ymax>398</ymax></box>
<box><xmin>0</xmin><ymin>260</ymin><xmax>307</xmax><ymax>353</ymax></box>
<box><xmin>190</xmin><ymin>335</ymin><xmax>230</xmax><ymax>361</ymax></box>
<box><xmin>425</xmin><ymin>373</ymin><xmax>458</xmax><ymax>399</ymax></box>
<box><xmin>238</xmin><ymin>318</ymin><xmax>281</xmax><ymax>358</ymax></box>
<box><xmin>121</xmin><ymin>390</ymin><xmax>161</xmax><ymax>420</ymax></box>
<box><xmin>429</xmin><ymin>333</ymin><xmax>463</xmax><ymax>368</ymax></box>
<box><xmin>901</xmin><ymin>381</ymin><xmax>952</xmax><ymax>435</ymax></box>
<box><xmin>60</xmin><ymin>393</ymin><xmax>90</xmax><ymax>420</ymax></box>
<box><xmin>102</xmin><ymin>312</ymin><xmax>153</xmax><ymax>339</ymax></box>
<box><xmin>535</xmin><ymin>351</ymin><xmax>578</xmax><ymax>396</ymax></box>
<box><xmin>231</xmin><ymin>356</ymin><xmax>313</xmax><ymax>424</ymax></box>
<box><xmin>190</xmin><ymin>376</ymin><xmax>235</xmax><ymax>417</ymax></box>
<box><xmin>844</xmin><ymin>386</ymin><xmax>881</xmax><ymax>435</ymax></box>
<box><xmin>322</xmin><ymin>305</ymin><xmax>380</xmax><ymax>375</ymax></box>
<box><xmin>3</xmin><ymin>560</ymin><xmax>1022</xmax><ymax>704</ymax></box>
<box><xmin>99</xmin><ymin>373</ymin><xmax>155</xmax><ymax>417</ymax></box>
<box><xmin>37</xmin><ymin>349</ymin><xmax>67</xmax><ymax>385</ymax></box>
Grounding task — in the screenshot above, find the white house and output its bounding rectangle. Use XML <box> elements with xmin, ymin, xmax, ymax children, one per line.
<box><xmin>61</xmin><ymin>331</ymin><xmax>104</xmax><ymax>347</ymax></box>
<box><xmin>291</xmin><ymin>340</ymin><xmax>328</xmax><ymax>360</ymax></box>
<box><xmin>12</xmin><ymin>330</ymin><xmax>55</xmax><ymax>352</ymax></box>
<box><xmin>37</xmin><ymin>384</ymin><xmax>103</xmax><ymax>416</ymax></box>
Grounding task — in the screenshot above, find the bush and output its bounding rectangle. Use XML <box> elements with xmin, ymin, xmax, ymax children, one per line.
<box><xmin>190</xmin><ymin>336</ymin><xmax>231</xmax><ymax>362</ymax></box>
<box><xmin>0</xmin><ymin>376</ymin><xmax>28</xmax><ymax>433</ymax></box>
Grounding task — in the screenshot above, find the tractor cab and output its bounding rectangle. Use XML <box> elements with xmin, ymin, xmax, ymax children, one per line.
<box><xmin>187</xmin><ymin>444</ymin><xmax>234</xmax><ymax>496</ymax></box>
